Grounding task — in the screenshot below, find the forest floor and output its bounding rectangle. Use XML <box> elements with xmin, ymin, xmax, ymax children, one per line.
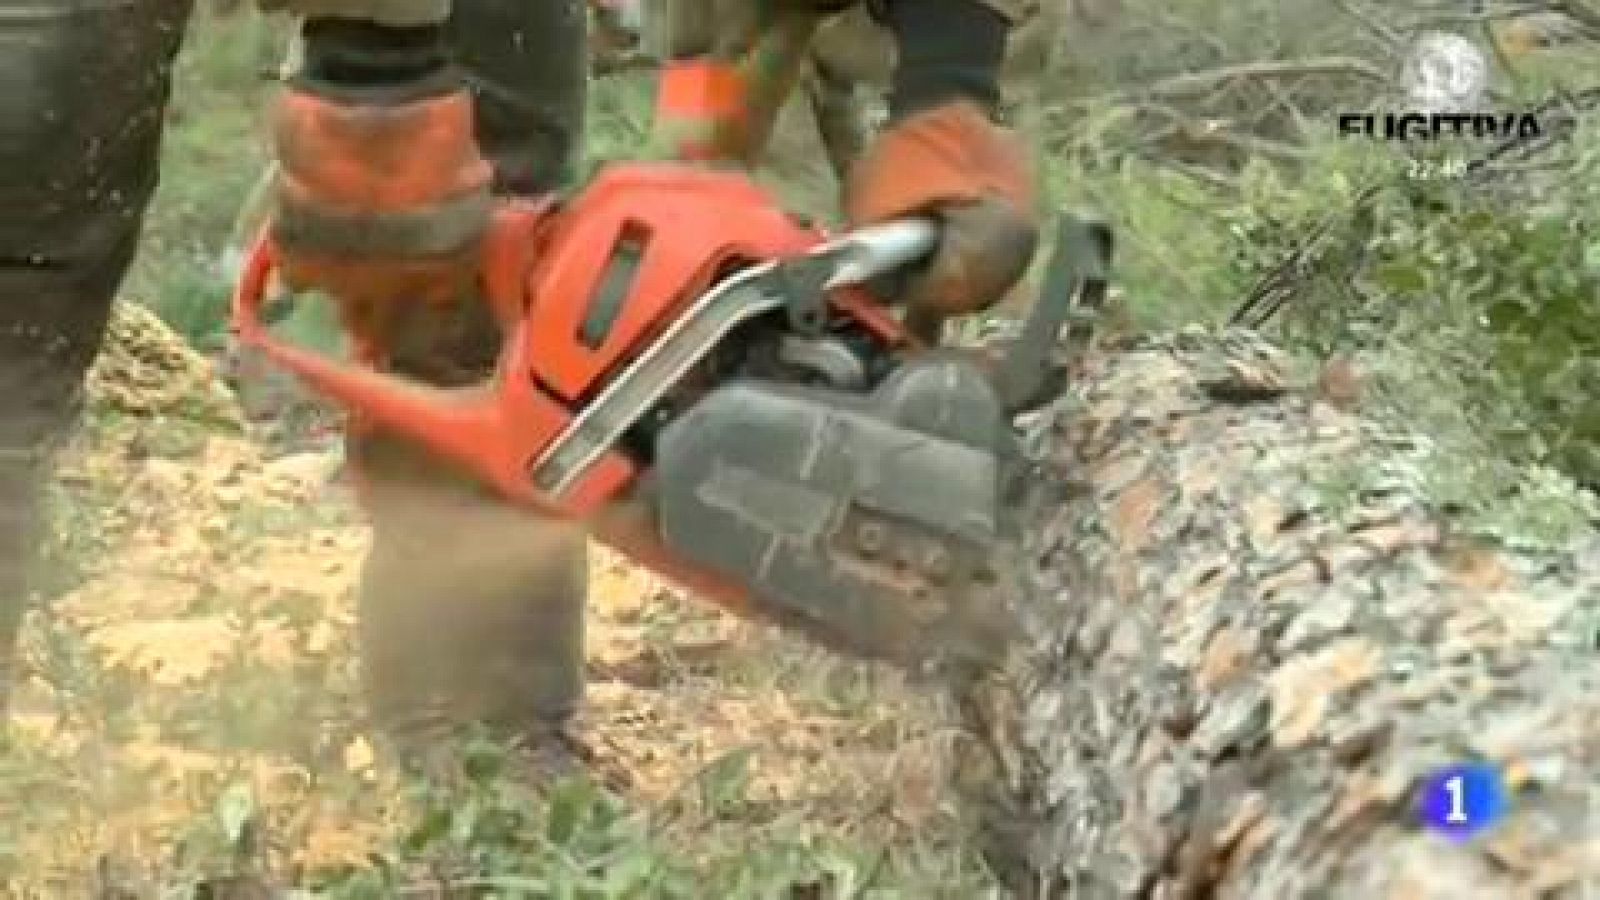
<box><xmin>0</xmin><ymin>305</ymin><xmax>991</xmax><ymax>896</ymax></box>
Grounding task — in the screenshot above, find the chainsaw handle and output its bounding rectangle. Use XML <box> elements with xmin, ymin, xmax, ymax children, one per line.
<box><xmin>816</xmin><ymin>218</ymin><xmax>941</xmax><ymax>289</ymax></box>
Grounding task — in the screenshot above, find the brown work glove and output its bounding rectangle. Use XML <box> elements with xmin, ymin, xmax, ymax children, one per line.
<box><xmin>846</xmin><ymin>100</ymin><xmax>1038</xmax><ymax>341</ymax></box>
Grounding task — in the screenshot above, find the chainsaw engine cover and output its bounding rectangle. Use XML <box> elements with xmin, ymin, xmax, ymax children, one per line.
<box><xmin>653</xmin><ymin>355</ymin><xmax>1016</xmax><ymax>668</ymax></box>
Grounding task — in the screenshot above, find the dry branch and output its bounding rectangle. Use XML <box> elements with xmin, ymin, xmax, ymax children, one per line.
<box><xmin>1114</xmin><ymin>58</ymin><xmax>1392</xmax><ymax>103</ymax></box>
<box><xmin>954</xmin><ymin>328</ymin><xmax>1600</xmax><ymax>897</ymax></box>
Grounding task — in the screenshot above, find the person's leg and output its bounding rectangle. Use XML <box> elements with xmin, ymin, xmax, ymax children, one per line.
<box><xmin>998</xmin><ymin>2</ymin><xmax>1052</xmax><ymax>128</ymax></box>
<box><xmin>753</xmin><ymin>66</ymin><xmax>851</xmax><ymax>228</ymax></box>
<box><xmin>352</xmin><ymin>432</ymin><xmax>590</xmax><ymax>765</ymax></box>
<box><xmin>994</xmin><ymin>0</ymin><xmax>1064</xmax><ymax>317</ymax></box>
<box><xmin>654</xmin><ymin>0</ymin><xmax>716</xmax><ymax>59</ymax></box>
<box><xmin>809</xmin><ymin>10</ymin><xmax>894</xmax><ymax>219</ymax></box>
<box><xmin>0</xmin><ymin>0</ymin><xmax>195</xmax><ymax>713</ymax></box>
<box><xmin>351</xmin><ymin>0</ymin><xmax>592</xmax><ymax>770</ymax></box>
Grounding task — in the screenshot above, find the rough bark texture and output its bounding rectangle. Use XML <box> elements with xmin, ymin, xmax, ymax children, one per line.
<box><xmin>955</xmin><ymin>326</ymin><xmax>1600</xmax><ymax>898</ymax></box>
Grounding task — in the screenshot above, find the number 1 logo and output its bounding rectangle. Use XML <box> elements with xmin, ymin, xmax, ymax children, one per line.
<box><xmin>1420</xmin><ymin>763</ymin><xmax>1510</xmax><ymax>840</ymax></box>
<box><xmin>1444</xmin><ymin>773</ymin><xmax>1468</xmax><ymax>824</ymax></box>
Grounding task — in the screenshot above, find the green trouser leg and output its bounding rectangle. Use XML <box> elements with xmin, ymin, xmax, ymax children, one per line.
<box><xmin>749</xmin><ymin>67</ymin><xmax>852</xmax><ymax>228</ymax></box>
<box><xmin>349</xmin><ymin>0</ymin><xmax>592</xmax><ymax>766</ymax></box>
<box><xmin>0</xmin><ymin>0</ymin><xmax>196</xmax><ymax>714</ymax></box>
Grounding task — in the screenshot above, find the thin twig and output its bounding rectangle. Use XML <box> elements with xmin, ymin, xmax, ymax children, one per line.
<box><xmin>1550</xmin><ymin>0</ymin><xmax>1600</xmax><ymax>36</ymax></box>
<box><xmin>1112</xmin><ymin>57</ymin><xmax>1392</xmax><ymax>103</ymax></box>
<box><xmin>1335</xmin><ymin>0</ymin><xmax>1407</xmax><ymax>52</ymax></box>
<box><xmin>1157</xmin><ymin>158</ymin><xmax>1247</xmax><ymax>191</ymax></box>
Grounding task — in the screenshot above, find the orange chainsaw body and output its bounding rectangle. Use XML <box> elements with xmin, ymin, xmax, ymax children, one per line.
<box><xmin>522</xmin><ymin>165</ymin><xmax>816</xmax><ymax>402</ymax></box>
<box><xmin>232</xmin><ymin>161</ymin><xmax>922</xmax><ymax>623</ymax></box>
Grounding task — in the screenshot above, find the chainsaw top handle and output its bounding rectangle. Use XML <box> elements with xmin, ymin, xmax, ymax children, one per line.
<box><xmin>809</xmin><ymin>218</ymin><xmax>940</xmax><ymax>289</ymax></box>
<box><xmin>229</xmin><ymin>163</ymin><xmax>943</xmax><ymax>521</ymax></box>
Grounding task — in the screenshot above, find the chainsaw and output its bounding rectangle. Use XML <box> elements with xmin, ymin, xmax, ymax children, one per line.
<box><xmin>229</xmin><ymin>12</ymin><xmax>1113</xmax><ymax>675</ymax></box>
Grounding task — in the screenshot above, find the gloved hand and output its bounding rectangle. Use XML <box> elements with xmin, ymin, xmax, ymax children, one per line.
<box><xmin>846</xmin><ymin>99</ymin><xmax>1038</xmax><ymax>341</ymax></box>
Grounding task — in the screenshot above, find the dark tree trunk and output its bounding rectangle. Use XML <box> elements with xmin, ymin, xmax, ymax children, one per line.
<box><xmin>954</xmin><ymin>327</ymin><xmax>1600</xmax><ymax>898</ymax></box>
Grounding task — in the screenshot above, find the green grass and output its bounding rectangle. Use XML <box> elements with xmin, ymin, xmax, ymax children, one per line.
<box><xmin>123</xmin><ymin>9</ymin><xmax>284</xmax><ymax>352</ymax></box>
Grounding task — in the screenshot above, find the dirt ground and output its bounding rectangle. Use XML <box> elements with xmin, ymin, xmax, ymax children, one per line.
<box><xmin>0</xmin><ymin>304</ymin><xmax>986</xmax><ymax>896</ymax></box>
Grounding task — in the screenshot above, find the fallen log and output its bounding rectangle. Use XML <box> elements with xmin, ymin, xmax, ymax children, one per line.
<box><xmin>953</xmin><ymin>326</ymin><xmax>1600</xmax><ymax>897</ymax></box>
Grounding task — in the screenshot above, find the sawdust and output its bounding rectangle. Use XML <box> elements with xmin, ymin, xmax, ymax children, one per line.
<box><xmin>2</xmin><ymin>305</ymin><xmax>951</xmax><ymax>890</ymax></box>
<box><xmin>86</xmin><ymin>302</ymin><xmax>244</xmax><ymax>429</ymax></box>
<box><xmin>87</xmin><ymin>617</ymin><xmax>242</xmax><ymax>686</ymax></box>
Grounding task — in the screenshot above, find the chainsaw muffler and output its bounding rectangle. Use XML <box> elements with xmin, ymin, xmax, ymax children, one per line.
<box><xmin>652</xmin><ymin>355</ymin><xmax>1019</xmax><ymax>671</ymax></box>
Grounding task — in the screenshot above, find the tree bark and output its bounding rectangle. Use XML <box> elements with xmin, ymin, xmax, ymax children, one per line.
<box><xmin>954</xmin><ymin>326</ymin><xmax>1600</xmax><ymax>898</ymax></box>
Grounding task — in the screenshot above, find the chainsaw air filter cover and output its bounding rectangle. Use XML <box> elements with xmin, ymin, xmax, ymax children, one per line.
<box><xmin>652</xmin><ymin>355</ymin><xmax>1015</xmax><ymax>667</ymax></box>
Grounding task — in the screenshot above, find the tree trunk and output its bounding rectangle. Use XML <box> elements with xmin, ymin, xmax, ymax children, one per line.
<box><xmin>954</xmin><ymin>327</ymin><xmax>1600</xmax><ymax>898</ymax></box>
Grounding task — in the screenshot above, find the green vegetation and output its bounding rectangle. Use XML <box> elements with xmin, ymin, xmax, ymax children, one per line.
<box><xmin>123</xmin><ymin>7</ymin><xmax>282</xmax><ymax>353</ymax></box>
<box><xmin>1038</xmin><ymin>6</ymin><xmax>1600</xmax><ymax>545</ymax></box>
